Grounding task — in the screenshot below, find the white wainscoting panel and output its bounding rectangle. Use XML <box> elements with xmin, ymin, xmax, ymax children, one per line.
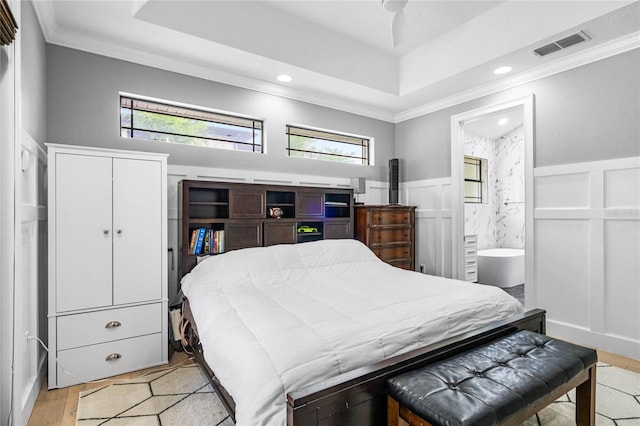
<box><xmin>535</xmin><ymin>173</ymin><xmax>591</xmax><ymax>209</ymax></box>
<box><xmin>534</xmin><ymin>219</ymin><xmax>591</xmax><ymax>326</ymax></box>
<box><xmin>604</xmin><ymin>220</ymin><xmax>640</xmax><ymax>341</ymax></box>
<box><xmin>534</xmin><ymin>156</ymin><xmax>640</xmax><ymax>359</ymax></box>
<box><xmin>403</xmin><ymin>178</ymin><xmax>452</xmax><ymax>277</ymax></box>
<box><xmin>605</xmin><ymin>167</ymin><xmax>640</xmax><ymax>208</ymax></box>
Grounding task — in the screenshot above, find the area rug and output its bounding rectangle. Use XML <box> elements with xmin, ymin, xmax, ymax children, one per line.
<box><xmin>75</xmin><ymin>363</ymin><xmax>232</xmax><ymax>426</ymax></box>
<box><xmin>77</xmin><ymin>362</ymin><xmax>639</xmax><ymax>425</ymax></box>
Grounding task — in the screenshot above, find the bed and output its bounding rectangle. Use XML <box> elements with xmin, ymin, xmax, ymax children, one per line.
<box><xmin>180</xmin><ymin>238</ymin><xmax>545</xmax><ymax>425</ymax></box>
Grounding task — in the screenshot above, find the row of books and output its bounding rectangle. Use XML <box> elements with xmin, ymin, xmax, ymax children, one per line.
<box><xmin>189</xmin><ymin>228</ymin><xmax>225</xmax><ymax>255</ymax></box>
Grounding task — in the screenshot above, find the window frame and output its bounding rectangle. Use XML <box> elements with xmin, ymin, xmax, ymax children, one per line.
<box><xmin>120</xmin><ymin>94</ymin><xmax>264</xmax><ymax>153</ymax></box>
<box><xmin>286</xmin><ymin>124</ymin><xmax>371</xmax><ymax>165</ymax></box>
<box><xmin>464</xmin><ymin>155</ymin><xmax>488</xmax><ymax>203</ymax></box>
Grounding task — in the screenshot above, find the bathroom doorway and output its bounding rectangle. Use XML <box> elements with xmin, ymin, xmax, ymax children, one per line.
<box><xmin>450</xmin><ymin>95</ymin><xmax>535</xmax><ymax>307</ymax></box>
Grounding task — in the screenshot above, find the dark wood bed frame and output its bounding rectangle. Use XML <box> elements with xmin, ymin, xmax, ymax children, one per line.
<box><xmin>178</xmin><ymin>180</ymin><xmax>546</xmax><ymax>425</ymax></box>
<box><xmin>182</xmin><ymin>298</ymin><xmax>546</xmax><ymax>426</ymax></box>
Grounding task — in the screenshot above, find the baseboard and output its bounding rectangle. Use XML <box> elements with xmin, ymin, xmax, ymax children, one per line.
<box><xmin>18</xmin><ymin>352</ymin><xmax>47</xmax><ymax>425</ymax></box>
<box><xmin>547</xmin><ymin>319</ymin><xmax>639</xmax><ymax>361</ymax></box>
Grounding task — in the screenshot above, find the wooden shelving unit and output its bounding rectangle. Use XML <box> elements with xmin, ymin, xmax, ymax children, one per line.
<box><xmin>178</xmin><ymin>180</ymin><xmax>353</xmax><ymax>279</ymax></box>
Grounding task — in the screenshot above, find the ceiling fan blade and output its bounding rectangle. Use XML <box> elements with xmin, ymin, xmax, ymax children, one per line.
<box><xmin>382</xmin><ymin>0</ymin><xmax>408</xmax><ymax>13</ymax></box>
<box><xmin>391</xmin><ymin>9</ymin><xmax>408</xmax><ymax>48</ymax></box>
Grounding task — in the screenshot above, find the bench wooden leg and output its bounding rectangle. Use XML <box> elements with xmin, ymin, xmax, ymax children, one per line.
<box><xmin>388</xmin><ymin>396</ymin><xmax>400</xmax><ymax>426</ymax></box>
<box><xmin>576</xmin><ymin>365</ymin><xmax>596</xmax><ymax>426</ymax></box>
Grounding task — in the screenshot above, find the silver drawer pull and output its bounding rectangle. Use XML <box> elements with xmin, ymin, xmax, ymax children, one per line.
<box><xmin>105</xmin><ymin>353</ymin><xmax>122</xmax><ymax>362</ymax></box>
<box><xmin>105</xmin><ymin>321</ymin><xmax>122</xmax><ymax>329</ymax></box>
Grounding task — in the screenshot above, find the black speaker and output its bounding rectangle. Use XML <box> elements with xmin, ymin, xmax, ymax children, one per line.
<box><xmin>389</xmin><ymin>158</ymin><xmax>399</xmax><ymax>204</ymax></box>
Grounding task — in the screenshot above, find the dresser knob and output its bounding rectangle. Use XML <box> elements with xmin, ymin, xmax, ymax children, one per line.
<box><xmin>105</xmin><ymin>353</ymin><xmax>122</xmax><ymax>361</ymax></box>
<box><xmin>103</xmin><ymin>229</ymin><xmax>109</xmax><ymax>235</ymax></box>
<box><xmin>105</xmin><ymin>321</ymin><xmax>122</xmax><ymax>329</ymax></box>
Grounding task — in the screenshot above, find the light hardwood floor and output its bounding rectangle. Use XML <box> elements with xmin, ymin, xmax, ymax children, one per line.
<box><xmin>27</xmin><ymin>348</ymin><xmax>639</xmax><ymax>426</ymax></box>
<box><xmin>27</xmin><ymin>351</ymin><xmax>192</xmax><ymax>426</ymax></box>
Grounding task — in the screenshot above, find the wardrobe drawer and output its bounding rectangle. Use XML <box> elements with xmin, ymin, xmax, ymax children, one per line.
<box><xmin>370</xmin><ymin>227</ymin><xmax>411</xmax><ymax>244</ymax></box>
<box><xmin>56</xmin><ymin>333</ymin><xmax>163</xmax><ymax>388</ymax></box>
<box><xmin>57</xmin><ymin>303</ymin><xmax>161</xmax><ymax>350</ymax></box>
<box><xmin>371</xmin><ymin>210</ymin><xmax>412</xmax><ymax>225</ymax></box>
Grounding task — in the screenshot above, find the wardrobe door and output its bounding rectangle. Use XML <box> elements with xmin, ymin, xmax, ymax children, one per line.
<box><xmin>112</xmin><ymin>158</ymin><xmax>163</xmax><ymax>304</ymax></box>
<box><xmin>55</xmin><ymin>153</ymin><xmax>113</xmax><ymax>312</ymax></box>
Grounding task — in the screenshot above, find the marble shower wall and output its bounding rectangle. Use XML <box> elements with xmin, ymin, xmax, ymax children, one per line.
<box><xmin>464</xmin><ymin>125</ymin><xmax>525</xmax><ymax>250</ymax></box>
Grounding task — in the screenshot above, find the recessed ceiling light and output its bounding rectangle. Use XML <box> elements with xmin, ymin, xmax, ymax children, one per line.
<box><xmin>494</xmin><ymin>66</ymin><xmax>512</xmax><ymax>75</ymax></box>
<box><xmin>498</xmin><ymin>117</ymin><xmax>509</xmax><ymax>126</ymax></box>
<box><xmin>277</xmin><ymin>74</ymin><xmax>293</xmax><ymax>83</ymax></box>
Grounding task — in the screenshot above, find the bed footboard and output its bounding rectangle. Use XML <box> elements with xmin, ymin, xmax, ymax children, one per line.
<box><xmin>286</xmin><ymin>309</ymin><xmax>546</xmax><ymax>426</ymax></box>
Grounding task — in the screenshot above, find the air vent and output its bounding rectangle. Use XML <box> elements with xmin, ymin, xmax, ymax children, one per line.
<box><xmin>534</xmin><ymin>43</ymin><xmax>561</xmax><ymax>57</ymax></box>
<box><xmin>534</xmin><ymin>31</ymin><xmax>590</xmax><ymax>57</ymax></box>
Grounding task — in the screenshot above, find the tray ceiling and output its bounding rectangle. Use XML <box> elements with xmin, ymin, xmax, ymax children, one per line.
<box><xmin>33</xmin><ymin>0</ymin><xmax>639</xmax><ymax>122</ymax></box>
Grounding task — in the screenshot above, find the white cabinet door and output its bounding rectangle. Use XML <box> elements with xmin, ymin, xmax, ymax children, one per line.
<box><xmin>112</xmin><ymin>158</ymin><xmax>162</xmax><ymax>304</ymax></box>
<box><xmin>55</xmin><ymin>154</ymin><xmax>113</xmax><ymax>312</ymax></box>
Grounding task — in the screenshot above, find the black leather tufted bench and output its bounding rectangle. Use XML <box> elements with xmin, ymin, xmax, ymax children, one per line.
<box><xmin>387</xmin><ymin>330</ymin><xmax>597</xmax><ymax>426</ymax></box>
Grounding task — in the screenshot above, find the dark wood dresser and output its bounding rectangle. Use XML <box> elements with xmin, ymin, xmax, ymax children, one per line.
<box><xmin>354</xmin><ymin>205</ymin><xmax>416</xmax><ymax>271</ymax></box>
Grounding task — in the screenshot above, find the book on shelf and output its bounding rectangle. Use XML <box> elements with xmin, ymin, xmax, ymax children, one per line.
<box><xmin>203</xmin><ymin>230</ymin><xmax>211</xmax><ymax>255</ymax></box>
<box><xmin>189</xmin><ymin>228</ymin><xmax>225</xmax><ymax>255</ymax></box>
<box><xmin>212</xmin><ymin>230</ymin><xmax>224</xmax><ymax>254</ymax></box>
<box><xmin>194</xmin><ymin>227</ymin><xmax>206</xmax><ymax>255</ymax></box>
<box><xmin>188</xmin><ymin>229</ymin><xmax>198</xmax><ymax>254</ymax></box>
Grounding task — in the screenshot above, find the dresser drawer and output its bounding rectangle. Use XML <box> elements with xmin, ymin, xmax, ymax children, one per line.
<box><xmin>465</xmin><ymin>267</ymin><xmax>478</xmax><ymax>282</ymax></box>
<box><xmin>371</xmin><ymin>210</ymin><xmax>412</xmax><ymax>225</ymax></box>
<box><xmin>57</xmin><ymin>303</ymin><xmax>162</xmax><ymax>350</ymax></box>
<box><xmin>464</xmin><ymin>257</ymin><xmax>477</xmax><ymax>268</ymax></box>
<box><xmin>386</xmin><ymin>260</ymin><xmax>413</xmax><ymax>270</ymax></box>
<box><xmin>372</xmin><ymin>244</ymin><xmax>411</xmax><ymax>263</ymax></box>
<box><xmin>56</xmin><ymin>333</ymin><xmax>163</xmax><ymax>388</ymax></box>
<box><xmin>370</xmin><ymin>227</ymin><xmax>412</xmax><ymax>244</ymax></box>
<box><xmin>464</xmin><ymin>235</ymin><xmax>477</xmax><ymax>247</ymax></box>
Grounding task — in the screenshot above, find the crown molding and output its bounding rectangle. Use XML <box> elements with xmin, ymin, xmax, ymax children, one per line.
<box><xmin>30</xmin><ymin>0</ymin><xmax>56</xmax><ymax>40</ymax></box>
<box><xmin>394</xmin><ymin>31</ymin><xmax>640</xmax><ymax>123</ymax></box>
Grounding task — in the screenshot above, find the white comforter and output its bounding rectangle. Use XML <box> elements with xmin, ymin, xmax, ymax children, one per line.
<box><xmin>181</xmin><ymin>239</ymin><xmax>524</xmax><ymax>425</ymax></box>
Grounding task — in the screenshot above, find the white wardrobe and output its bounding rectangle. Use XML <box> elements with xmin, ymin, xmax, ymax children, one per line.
<box><xmin>47</xmin><ymin>144</ymin><xmax>168</xmax><ymax>388</ymax></box>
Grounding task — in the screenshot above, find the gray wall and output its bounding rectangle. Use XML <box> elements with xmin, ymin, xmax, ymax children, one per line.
<box><xmin>396</xmin><ymin>49</ymin><xmax>640</xmax><ymax>181</ymax></box>
<box><xmin>21</xmin><ymin>0</ymin><xmax>46</xmax><ymax>146</ymax></box>
<box><xmin>46</xmin><ymin>45</ymin><xmax>394</xmax><ymax>182</ymax></box>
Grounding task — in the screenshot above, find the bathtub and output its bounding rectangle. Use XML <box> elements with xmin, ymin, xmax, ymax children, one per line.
<box><xmin>477</xmin><ymin>248</ymin><xmax>524</xmax><ymax>288</ymax></box>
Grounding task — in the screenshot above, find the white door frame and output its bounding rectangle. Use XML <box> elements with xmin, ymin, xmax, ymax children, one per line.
<box><xmin>0</xmin><ymin>2</ymin><xmax>18</xmax><ymax>423</ymax></box>
<box><xmin>450</xmin><ymin>95</ymin><xmax>535</xmax><ymax>306</ymax></box>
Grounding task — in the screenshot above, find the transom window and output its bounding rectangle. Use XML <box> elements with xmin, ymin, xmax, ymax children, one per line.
<box><xmin>286</xmin><ymin>125</ymin><xmax>370</xmax><ymax>165</ymax></box>
<box><xmin>120</xmin><ymin>96</ymin><xmax>263</xmax><ymax>153</ymax></box>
